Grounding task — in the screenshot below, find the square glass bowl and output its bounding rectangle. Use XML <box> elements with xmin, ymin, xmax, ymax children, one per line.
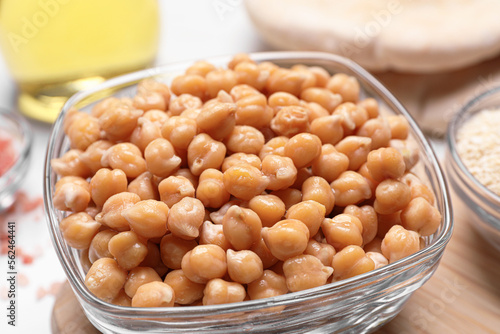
<box><xmin>446</xmin><ymin>86</ymin><xmax>500</xmax><ymax>252</ymax></box>
<box><xmin>44</xmin><ymin>52</ymin><xmax>453</xmax><ymax>333</ymax></box>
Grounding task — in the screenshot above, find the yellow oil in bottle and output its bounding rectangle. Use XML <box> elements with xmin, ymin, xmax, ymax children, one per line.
<box><xmin>0</xmin><ymin>0</ymin><xmax>159</xmax><ymax>122</ymax></box>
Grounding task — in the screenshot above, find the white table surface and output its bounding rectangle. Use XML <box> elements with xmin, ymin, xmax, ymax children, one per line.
<box><xmin>0</xmin><ymin>2</ymin><xmax>445</xmax><ymax>333</ymax></box>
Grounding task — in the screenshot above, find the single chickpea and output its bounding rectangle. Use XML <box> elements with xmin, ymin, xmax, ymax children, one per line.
<box><xmin>224</xmin><ymin>125</ymin><xmax>265</xmax><ymax>155</ymax></box>
<box><xmin>300</xmin><ymin>88</ymin><xmax>342</xmax><ymax>113</ymax></box>
<box><xmin>363</xmin><ymin>237</ymin><xmax>383</xmax><ymax>253</ymax></box>
<box><xmin>234</xmin><ymin>61</ymin><xmax>268</xmax><ymax>92</ymax></box>
<box><xmin>53</xmin><ymin>176</ymin><xmax>91</xmax><ymax>212</ymax></box>
<box><xmin>199</xmin><ymin>221</ymin><xmax>232</xmax><ymax>250</ymax></box>
<box><xmin>357</xmin><ymin>162</ymin><xmax>379</xmax><ymax>195</ymax></box>
<box><xmin>270</xmin><ymin>105</ymin><xmax>310</xmax><ymax>137</ymax></box>
<box><xmin>335</xmin><ymin>136</ymin><xmax>372</xmax><ymax>171</ymax></box>
<box><xmin>133</xmin><ymin>91</ymin><xmax>167</xmax><ymax>112</ymax></box>
<box><xmin>401</xmin><ymin>197</ymin><xmax>441</xmax><ymax>236</ymax></box>
<box><xmin>160</xmin><ymin>234</ymin><xmax>198</xmax><ymax>269</ymax></box>
<box><xmin>387</xmin><ymin>115</ymin><xmax>410</xmax><ymax>140</ymax></box>
<box><xmin>197</xmin><ymin>102</ymin><xmax>237</xmax><ymax>140</ymax></box>
<box><xmin>144</xmin><ymin>138</ymin><xmax>182</xmax><ymax>178</ymax></box>
<box><xmin>302</xmin><ymin>101</ymin><xmax>330</xmax><ymax>122</ymax></box>
<box><xmin>262</xmin><ymin>219</ymin><xmax>309</xmax><ymax>261</ymax></box>
<box><xmin>169</xmin><ymin>94</ymin><xmax>203</xmax><ymax>116</ymax></box>
<box><xmin>108</xmin><ymin>231</ymin><xmax>148</xmax><ymax>270</ymax></box>
<box><xmin>99</xmin><ymin>101</ymin><xmax>143</xmax><ymax>142</ymax></box>
<box><xmin>137</xmin><ymin>79</ymin><xmax>171</xmax><ymax>107</ymax></box>
<box><xmin>111</xmin><ymin>289</ymin><xmax>132</xmax><ymax>307</ymax></box>
<box><xmin>89</xmin><ymin>229</ymin><xmax>118</xmax><ymax>263</ymax></box>
<box><xmin>291</xmin><ymin>167</ymin><xmax>313</xmax><ymax>190</ymax></box>
<box><xmin>283</xmin><ymin>133</ymin><xmax>322</xmax><ymax>169</ymax></box>
<box><xmin>310</xmin><ymin>115</ymin><xmax>344</xmax><ymax>146</ymax></box>
<box><xmin>85</xmin><ymin>258</ymin><xmax>127</xmax><ymax>303</ymax></box>
<box><xmin>331</xmin><ymin>171</ymin><xmax>372</xmax><ymax>207</ymax></box>
<box><xmin>248</xmin><ymin>194</ymin><xmax>286</xmax><ymax>228</ymax></box>
<box><xmin>331</xmin><ymin>245</ymin><xmax>375</xmax><ymax>281</ymax></box>
<box><xmin>305</xmin><ymin>239</ymin><xmax>336</xmax><ymax>266</ymax></box>
<box><xmin>205</xmin><ymin>69</ymin><xmax>238</xmax><ymax>99</ymax></box>
<box><xmin>130</xmin><ymin>118</ymin><xmax>162</xmax><ymax>153</ymax></box>
<box><xmin>51</xmin><ymin>149</ymin><xmax>91</xmax><ymax>178</ymax></box>
<box><xmin>302</xmin><ymin>176</ymin><xmax>335</xmax><ymax>215</ymax></box>
<box><xmin>121</xmin><ymin>199</ymin><xmax>169</xmax><ymax>239</ymax></box>
<box><xmin>311</xmin><ymin>144</ymin><xmax>349</xmax><ymax>183</ymax></box>
<box><xmin>158</xmin><ymin>176</ymin><xmax>195</xmax><ymax>207</ymax></box>
<box><xmin>373</xmin><ymin>179</ymin><xmax>411</xmax><ymax>215</ymax></box>
<box><xmin>366</xmin><ymin>147</ymin><xmax>405</xmax><ymax>182</ymax></box>
<box><xmin>187</xmin><ymin>133</ymin><xmax>226</xmax><ymax>176</ymax></box>
<box><xmin>270</xmin><ymin>188</ymin><xmax>302</xmax><ymax>210</ymax></box>
<box><xmin>285</xmin><ymin>200</ymin><xmax>326</xmax><ymax>236</ymax></box>
<box><xmin>173</xmin><ymin>168</ymin><xmax>199</xmax><ymax>189</ymax></box>
<box><xmin>81</xmin><ymin>140</ymin><xmax>114</xmax><ymax>174</ymax></box>
<box><xmin>95</xmin><ymin>192</ymin><xmax>141</xmax><ymax>231</ymax></box>
<box><xmin>257</xmin><ymin>61</ymin><xmax>280</xmax><ymax>77</ymax></box>
<box><xmin>357</xmin><ymin>98</ymin><xmax>379</xmax><ymax>119</ymax></box>
<box><xmin>261</xmin><ymin>154</ymin><xmax>297</xmax><ymax>191</ymax></box>
<box><xmin>250</xmin><ymin>238</ymin><xmax>279</xmax><ymax>269</ymax></box>
<box><xmin>230</xmin><ymin>84</ymin><xmax>261</xmax><ymax>101</ymax></box>
<box><xmin>234</xmin><ymin>93</ymin><xmax>273</xmax><ymax>128</ymax></box>
<box><xmin>128</xmin><ymin>171</ymin><xmax>159</xmax><ymax>201</ymax></box>
<box><xmin>226</xmin><ymin>249</ymin><xmax>264</xmax><ymax>284</ymax></box>
<box><xmin>164</xmin><ymin>269</ymin><xmax>205</xmax><ymax>305</ymax></box>
<box><xmin>67</xmin><ymin>113</ymin><xmax>101</xmax><ymax>151</ymax></box>
<box><xmin>356</xmin><ymin>117</ymin><xmax>391</xmax><ymax>149</ymax></box>
<box><xmin>186</xmin><ymin>60</ymin><xmax>216</xmax><ymax>77</ymax></box>
<box><xmin>167</xmin><ymin>197</ymin><xmax>205</xmax><ymax>240</ymax></box>
<box><xmin>131</xmin><ymin>281</ymin><xmax>175</xmax><ymax>307</ymax></box>
<box><xmin>171</xmin><ymin>74</ymin><xmax>207</xmax><ymax>100</ymax></box>
<box><xmin>283</xmin><ymin>255</ymin><xmax>333</xmax><ymax>292</ymax></box>
<box><xmin>90</xmin><ymin>97</ymin><xmax>120</xmax><ymax>119</ymax></box>
<box><xmin>89</xmin><ymin>168</ymin><xmax>128</xmax><ymax>208</ymax></box>
<box><xmin>103</xmin><ymin>143</ymin><xmax>147</xmax><ymax>179</ymax></box>
<box><xmin>196</xmin><ymin>169</ymin><xmax>230</xmax><ymax>208</ymax></box>
<box><xmin>228</xmin><ymin>53</ymin><xmax>255</xmax><ymax>69</ymax></box>
<box><xmin>401</xmin><ymin>173</ymin><xmax>436</xmax><ymax>205</ymax></box>
<box><xmin>322</xmin><ymin>214</ymin><xmax>363</xmax><ymax>250</ymax></box>
<box><xmin>268</xmin><ymin>92</ymin><xmax>300</xmax><ymax>113</ymax></box>
<box><xmin>247</xmin><ymin>270</ymin><xmax>287</xmax><ymax>300</ymax></box>
<box><xmin>222</xmin><ymin>206</ymin><xmax>262</xmax><ymax>250</ymax></box>
<box><xmin>389</xmin><ymin>139</ymin><xmax>420</xmax><ymax>172</ymax></box>
<box><xmin>333</xmin><ymin>102</ymin><xmax>369</xmax><ymax>136</ymax></box>
<box><xmin>259</xmin><ymin>136</ymin><xmax>289</xmax><ymax>160</ymax></box>
<box><xmin>266</xmin><ymin>68</ymin><xmax>307</xmax><ymax>97</ymax></box>
<box><xmin>305</xmin><ymin>65</ymin><xmax>330</xmax><ymax>87</ymax></box>
<box><xmin>365</xmin><ymin>252</ymin><xmax>388</xmax><ymax>270</ymax></box>
<box><xmin>181</xmin><ymin>244</ymin><xmax>227</xmax><ymax>284</ymax></box>
<box><xmin>344</xmin><ymin>205</ymin><xmax>378</xmax><ymax>246</ymax></box>
<box><xmin>223</xmin><ymin>165</ymin><xmax>269</xmax><ymax>200</ymax></box>
<box><xmin>209</xmin><ymin>199</ymin><xmax>248</xmax><ymax>225</ymax></box>
<box><xmin>60</xmin><ymin>212</ymin><xmax>101</xmax><ymax>249</ymax></box>
<box><xmin>161</xmin><ymin>116</ymin><xmax>198</xmax><ymax>150</ymax></box>
<box><xmin>326</xmin><ymin>73</ymin><xmax>360</xmax><ymax>103</ymax></box>
<box><xmin>381</xmin><ymin>225</ymin><xmax>420</xmax><ymax>263</ymax></box>
<box><xmin>377</xmin><ymin>212</ymin><xmax>402</xmax><ymax>239</ymax></box>
<box><xmin>142</xmin><ymin>109</ymin><xmax>169</xmax><ymax>127</ymax></box>
<box><xmin>124</xmin><ymin>267</ymin><xmax>162</xmax><ymax>298</ymax></box>
<box><xmin>202</xmin><ymin>278</ymin><xmax>246</xmax><ymax>306</ymax></box>
<box><xmin>140</xmin><ymin>241</ymin><xmax>168</xmax><ymax>277</ymax></box>
<box><xmin>222</xmin><ymin>153</ymin><xmax>262</xmax><ymax>172</ymax></box>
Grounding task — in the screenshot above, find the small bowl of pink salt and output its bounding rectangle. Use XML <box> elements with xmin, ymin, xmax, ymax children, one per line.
<box><xmin>0</xmin><ymin>109</ymin><xmax>33</xmax><ymax>211</ymax></box>
<box><xmin>446</xmin><ymin>86</ymin><xmax>500</xmax><ymax>252</ymax></box>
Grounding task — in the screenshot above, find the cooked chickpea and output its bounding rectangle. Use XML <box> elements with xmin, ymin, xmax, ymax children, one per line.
<box><xmin>181</xmin><ymin>244</ymin><xmax>227</xmax><ymax>284</ymax></box>
<box><xmin>128</xmin><ymin>171</ymin><xmax>159</xmax><ymax>201</ymax></box>
<box><xmin>377</xmin><ymin>212</ymin><xmax>402</xmax><ymax>239</ymax></box>
<box><xmin>302</xmin><ymin>101</ymin><xmax>330</xmax><ymax>122</ymax></box>
<box><xmin>234</xmin><ymin>61</ymin><xmax>268</xmax><ymax>92</ymax></box>
<box><xmin>331</xmin><ymin>171</ymin><xmax>372</xmax><ymax>207</ymax></box>
<box><xmin>143</xmin><ymin>138</ymin><xmax>182</xmax><ymax>178</ymax></box>
<box><xmin>111</xmin><ymin>289</ymin><xmax>132</xmax><ymax>307</ymax></box>
<box><xmin>60</xmin><ymin>212</ymin><xmax>101</xmax><ymax>249</ymax></box>
<box><xmin>89</xmin><ymin>168</ymin><xmax>128</xmax><ymax>208</ymax></box>
<box><xmin>95</xmin><ymin>192</ymin><xmax>141</xmax><ymax>231</ymax></box>
<box><xmin>171</xmin><ymin>74</ymin><xmax>207</xmax><ymax>100</ymax></box>
<box><xmin>365</xmin><ymin>251</ymin><xmax>389</xmax><ymax>270</ymax></box>
<box><xmin>131</xmin><ymin>281</ymin><xmax>175</xmax><ymax>307</ymax></box>
<box><xmin>81</xmin><ymin>140</ymin><xmax>113</xmax><ymax>174</ymax></box>
<box><xmin>160</xmin><ymin>234</ymin><xmax>197</xmax><ymax>269</ymax></box>
<box><xmin>103</xmin><ymin>143</ymin><xmax>147</xmax><ymax>179</ymax></box>
<box><xmin>302</xmin><ymin>176</ymin><xmax>335</xmax><ymax>215</ymax></box>
<box><xmin>124</xmin><ymin>267</ymin><xmax>162</xmax><ymax>298</ymax></box>
<box><xmin>140</xmin><ymin>241</ymin><xmax>168</xmax><ymax>277</ymax></box>
<box><xmin>194</xmin><ymin>169</ymin><xmax>229</xmax><ymax>208</ymax></box>
<box><xmin>259</xmin><ymin>136</ymin><xmax>288</xmax><ymax>160</ymax></box>
<box><xmin>270</xmin><ymin>105</ymin><xmax>310</xmax><ymax>137</ymax></box>
<box><xmin>389</xmin><ymin>139</ymin><xmax>420</xmax><ymax>172</ymax></box>
<box><xmin>90</xmin><ymin>97</ymin><xmax>120</xmax><ymax>119</ymax></box>
<box><xmin>331</xmin><ymin>245</ymin><xmax>375</xmax><ymax>281</ymax></box>
<box><xmin>209</xmin><ymin>199</ymin><xmax>248</xmax><ymax>224</ymax></box>
<box><xmin>133</xmin><ymin>91</ymin><xmax>167</xmax><ymax>112</ymax></box>
<box><xmin>247</xmin><ymin>270</ymin><xmax>287</xmax><ymax>300</ymax></box>
<box><xmin>283</xmin><ymin>255</ymin><xmax>333</xmax><ymax>292</ymax></box>
<box><xmin>344</xmin><ymin>205</ymin><xmax>378</xmax><ymax>246</ymax></box>
<box><xmin>248</xmin><ymin>194</ymin><xmax>286</xmax><ymax>228</ymax></box>
<box><xmin>270</xmin><ymin>188</ymin><xmax>302</xmax><ymax>210</ymax></box>
<box><xmin>172</xmin><ymin>168</ymin><xmax>199</xmax><ymax>188</ymax></box>
<box><xmin>226</xmin><ymin>249</ymin><xmax>264</xmax><ymax>284</ymax></box>
<box><xmin>335</xmin><ymin>136</ymin><xmax>372</xmax><ymax>171</ymax></box>
<box><xmin>186</xmin><ymin>60</ymin><xmax>216</xmax><ymax>77</ymax></box>
<box><xmin>374</xmin><ymin>179</ymin><xmax>411</xmax><ymax>215</ymax></box>
<box><xmin>291</xmin><ymin>167</ymin><xmax>313</xmax><ymax>189</ymax></box>
<box><xmin>223</xmin><ymin>165</ymin><xmax>269</xmax><ymax>200</ymax></box>
<box><xmin>158</xmin><ymin>175</ymin><xmax>196</xmax><ymax>207</ymax></box>
<box><xmin>300</xmin><ymin>88</ymin><xmax>342</xmax><ymax>113</ymax></box>
<box><xmin>230</xmin><ymin>84</ymin><xmax>261</xmax><ymax>101</ymax></box>
<box><xmin>85</xmin><ymin>258</ymin><xmax>127</xmax><ymax>303</ymax></box>
<box><xmin>326</xmin><ymin>73</ymin><xmax>360</xmax><ymax>103</ymax></box>
<box><xmin>311</xmin><ymin>144</ymin><xmax>349</xmax><ymax>183</ymax></box>
<box><xmin>202</xmin><ymin>278</ymin><xmax>246</xmax><ymax>306</ymax></box>
<box><xmin>356</xmin><ymin>117</ymin><xmax>391</xmax><ymax>149</ymax></box>
<box><xmin>51</xmin><ymin>149</ymin><xmax>91</xmax><ymax>178</ymax></box>
<box><xmin>89</xmin><ymin>229</ymin><xmax>118</xmax><ymax>263</ymax></box>
<box><xmin>357</xmin><ymin>97</ymin><xmax>379</xmax><ymax>119</ymax></box>
<box><xmin>53</xmin><ymin>176</ymin><xmax>90</xmax><ymax>212</ymax></box>
<box><xmin>224</xmin><ymin>125</ymin><xmax>265</xmax><ymax>155</ymax></box>
<box><xmin>99</xmin><ymin>101</ymin><xmax>143</xmax><ymax>142</ymax></box>
<box><xmin>169</xmin><ymin>94</ymin><xmax>203</xmax><ymax>116</ymax></box>
<box><xmin>262</xmin><ymin>219</ymin><xmax>309</xmax><ymax>261</ymax></box>
<box><xmin>366</xmin><ymin>147</ymin><xmax>405</xmax><ymax>182</ymax></box>
<box><xmin>333</xmin><ymin>103</ymin><xmax>369</xmax><ymax>136</ymax></box>
<box><xmin>387</xmin><ymin>115</ymin><xmax>410</xmax><ymax>140</ymax></box>
<box><xmin>249</xmin><ymin>237</ymin><xmax>279</xmax><ymax>269</ymax></box>
<box><xmin>205</xmin><ymin>69</ymin><xmax>238</xmax><ymax>99</ymax></box>
<box><xmin>121</xmin><ymin>199</ymin><xmax>169</xmax><ymax>239</ymax></box>
<box><xmin>228</xmin><ymin>53</ymin><xmax>255</xmax><ymax>69</ymax></box>
<box><xmin>322</xmin><ymin>214</ymin><xmax>363</xmax><ymax>250</ymax></box>
<box><xmin>283</xmin><ymin>133</ymin><xmax>322</xmax><ymax>169</ymax></box>
<box><xmin>66</xmin><ymin>113</ymin><xmax>100</xmax><ymax>151</ymax></box>
<box><xmin>164</xmin><ymin>269</ymin><xmax>205</xmax><ymax>305</ymax></box>
<box><xmin>142</xmin><ymin>109</ymin><xmax>169</xmax><ymax>127</ymax></box>
<box><xmin>187</xmin><ymin>133</ymin><xmax>226</xmax><ymax>176</ymax></box>
<box><xmin>381</xmin><ymin>225</ymin><xmax>420</xmax><ymax>263</ymax></box>
<box><xmin>222</xmin><ymin>206</ymin><xmax>262</xmax><ymax>250</ymax></box>
<box><xmin>401</xmin><ymin>173</ymin><xmax>436</xmax><ymax>205</ymax></box>
<box><xmin>222</xmin><ymin>153</ymin><xmax>261</xmax><ymax>172</ymax></box>
<box><xmin>400</xmin><ymin>197</ymin><xmax>441</xmax><ymax>236</ymax></box>
<box><xmin>363</xmin><ymin>237</ymin><xmax>383</xmax><ymax>253</ymax></box>
<box><xmin>261</xmin><ymin>155</ymin><xmax>297</xmax><ymax>191</ymax></box>
<box><xmin>357</xmin><ymin>162</ymin><xmax>379</xmax><ymax>195</ymax></box>
<box><xmin>167</xmin><ymin>197</ymin><xmax>205</xmax><ymax>240</ymax></box>
<box><xmin>268</xmin><ymin>92</ymin><xmax>300</xmax><ymax>113</ymax></box>
<box><xmin>234</xmin><ymin>93</ymin><xmax>273</xmax><ymax>128</ymax></box>
<box><xmin>266</xmin><ymin>68</ymin><xmax>308</xmax><ymax>97</ymax></box>
<box><xmin>286</xmin><ymin>200</ymin><xmax>326</xmax><ymax>236</ymax></box>
<box><xmin>199</xmin><ymin>221</ymin><xmax>232</xmax><ymax>250</ymax></box>
<box><xmin>197</xmin><ymin>102</ymin><xmax>237</xmax><ymax>140</ymax></box>
<box><xmin>305</xmin><ymin>240</ymin><xmax>336</xmax><ymax>266</ymax></box>
<box><xmin>161</xmin><ymin>116</ymin><xmax>197</xmax><ymax>150</ymax></box>
<box><xmin>108</xmin><ymin>231</ymin><xmax>148</xmax><ymax>270</ymax></box>
<box><xmin>137</xmin><ymin>79</ymin><xmax>171</xmax><ymax>107</ymax></box>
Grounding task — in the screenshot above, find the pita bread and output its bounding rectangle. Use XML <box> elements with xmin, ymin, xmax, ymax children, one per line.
<box><xmin>245</xmin><ymin>0</ymin><xmax>500</xmax><ymax>73</ymax></box>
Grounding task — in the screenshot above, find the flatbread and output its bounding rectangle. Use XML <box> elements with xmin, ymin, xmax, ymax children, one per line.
<box><xmin>245</xmin><ymin>0</ymin><xmax>500</xmax><ymax>73</ymax></box>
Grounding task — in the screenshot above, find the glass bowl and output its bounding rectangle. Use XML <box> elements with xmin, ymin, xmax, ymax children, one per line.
<box><xmin>44</xmin><ymin>52</ymin><xmax>453</xmax><ymax>334</ymax></box>
<box><xmin>446</xmin><ymin>86</ymin><xmax>500</xmax><ymax>252</ymax></box>
<box><xmin>0</xmin><ymin>110</ymin><xmax>32</xmax><ymax>211</ymax></box>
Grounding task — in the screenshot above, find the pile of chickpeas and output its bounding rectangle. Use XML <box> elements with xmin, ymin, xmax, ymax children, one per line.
<box><xmin>51</xmin><ymin>54</ymin><xmax>442</xmax><ymax>308</ymax></box>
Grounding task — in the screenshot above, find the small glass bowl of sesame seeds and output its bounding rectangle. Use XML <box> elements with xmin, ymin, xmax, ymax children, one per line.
<box><xmin>446</xmin><ymin>86</ymin><xmax>500</xmax><ymax>252</ymax></box>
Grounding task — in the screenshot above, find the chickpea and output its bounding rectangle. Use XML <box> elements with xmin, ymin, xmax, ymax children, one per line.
<box><xmin>196</xmin><ymin>169</ymin><xmax>230</xmax><ymax>208</ymax></box>
<box><xmin>140</xmin><ymin>241</ymin><xmax>168</xmax><ymax>277</ymax></box>
<box><xmin>326</xmin><ymin>73</ymin><xmax>360</xmax><ymax>103</ymax></box>
<box><xmin>202</xmin><ymin>278</ymin><xmax>246</xmax><ymax>306</ymax></box>
<box><xmin>374</xmin><ymin>179</ymin><xmax>411</xmax><ymax>215</ymax></box>
<box><xmin>53</xmin><ymin>176</ymin><xmax>91</xmax><ymax>212</ymax></box>
<box><xmin>248</xmin><ymin>194</ymin><xmax>286</xmax><ymax>228</ymax></box>
<box><xmin>224</xmin><ymin>125</ymin><xmax>265</xmax><ymax>155</ymax></box>
<box><xmin>124</xmin><ymin>267</ymin><xmax>162</xmax><ymax>298</ymax></box>
<box><xmin>262</xmin><ymin>219</ymin><xmax>309</xmax><ymax>261</ymax></box>
<box><xmin>401</xmin><ymin>197</ymin><xmax>441</xmax><ymax>236</ymax></box>
<box><xmin>167</xmin><ymin>197</ymin><xmax>205</xmax><ymax>240</ymax></box>
<box><xmin>205</xmin><ymin>69</ymin><xmax>238</xmax><ymax>99</ymax></box>
<box><xmin>60</xmin><ymin>212</ymin><xmax>101</xmax><ymax>249</ymax></box>
<box><xmin>356</xmin><ymin>117</ymin><xmax>391</xmax><ymax>150</ymax></box>
<box><xmin>187</xmin><ymin>133</ymin><xmax>226</xmax><ymax>176</ymax></box>
<box><xmin>158</xmin><ymin>175</ymin><xmax>195</xmax><ymax>207</ymax></box>
<box><xmin>344</xmin><ymin>205</ymin><xmax>378</xmax><ymax>246</ymax></box>
<box><xmin>310</xmin><ymin>115</ymin><xmax>344</xmax><ymax>146</ymax></box>
<box><xmin>335</xmin><ymin>136</ymin><xmax>372</xmax><ymax>171</ymax></box>
<box><xmin>302</xmin><ymin>176</ymin><xmax>335</xmax><ymax>215</ymax></box>
<box><xmin>223</xmin><ymin>165</ymin><xmax>269</xmax><ymax>200</ymax></box>
<box><xmin>357</xmin><ymin>162</ymin><xmax>379</xmax><ymax>195</ymax></box>
<box><xmin>250</xmin><ymin>237</ymin><xmax>279</xmax><ymax>269</ymax></box>
<box><xmin>108</xmin><ymin>231</ymin><xmax>148</xmax><ymax>270</ymax></box>
<box><xmin>186</xmin><ymin>60</ymin><xmax>216</xmax><ymax>77</ymax></box>
<box><xmin>377</xmin><ymin>212</ymin><xmax>402</xmax><ymax>239</ymax></box>
<box><xmin>302</xmin><ymin>101</ymin><xmax>330</xmax><ymax>122</ymax></box>
<box><xmin>89</xmin><ymin>229</ymin><xmax>118</xmax><ymax>263</ymax></box>
<box><xmin>283</xmin><ymin>255</ymin><xmax>333</xmax><ymax>292</ymax></box>
<box><xmin>143</xmin><ymin>138</ymin><xmax>182</xmax><ymax>178</ymax></box>
<box><xmin>142</xmin><ymin>109</ymin><xmax>169</xmax><ymax>127</ymax></box>
<box><xmin>322</xmin><ymin>214</ymin><xmax>363</xmax><ymax>250</ymax></box>
<box><xmin>91</xmin><ymin>97</ymin><xmax>120</xmax><ymax>119</ymax></box>
<box><xmin>222</xmin><ymin>206</ymin><xmax>262</xmax><ymax>250</ymax></box>
<box><xmin>387</xmin><ymin>115</ymin><xmax>410</xmax><ymax>140</ymax></box>
<box><xmin>309</xmin><ymin>144</ymin><xmax>349</xmax><ymax>184</ymax></box>
<box><xmin>381</xmin><ymin>225</ymin><xmax>420</xmax><ymax>263</ymax></box>
<box><xmin>161</xmin><ymin>116</ymin><xmax>198</xmax><ymax>150</ymax></box>
<box><xmin>85</xmin><ymin>258</ymin><xmax>127</xmax><ymax>303</ymax></box>
<box><xmin>305</xmin><ymin>239</ymin><xmax>336</xmax><ymax>267</ymax></box>
<box><xmin>226</xmin><ymin>249</ymin><xmax>264</xmax><ymax>284</ymax></box>
<box><xmin>51</xmin><ymin>149</ymin><xmax>91</xmax><ymax>178</ymax></box>
<box><xmin>270</xmin><ymin>105</ymin><xmax>310</xmax><ymax>137</ymax></box>
<box><xmin>222</xmin><ymin>153</ymin><xmax>262</xmax><ymax>172</ymax></box>
<box><xmin>228</xmin><ymin>53</ymin><xmax>255</xmax><ymax>69</ymax></box>
<box><xmin>111</xmin><ymin>289</ymin><xmax>132</xmax><ymax>307</ymax></box>
<box><xmin>121</xmin><ymin>199</ymin><xmax>169</xmax><ymax>239</ymax></box>
<box><xmin>171</xmin><ymin>74</ymin><xmax>207</xmax><ymax>100</ymax></box>
<box><xmin>234</xmin><ymin>93</ymin><xmax>273</xmax><ymax>128</ymax></box>
<box><xmin>389</xmin><ymin>139</ymin><xmax>420</xmax><ymax>172</ymax></box>
<box><xmin>81</xmin><ymin>140</ymin><xmax>114</xmax><ymax>174</ymax></box>
<box><xmin>130</xmin><ymin>118</ymin><xmax>162</xmax><ymax>153</ymax></box>
<box><xmin>259</xmin><ymin>136</ymin><xmax>288</xmax><ymax>160</ymax></box>
<box><xmin>300</xmin><ymin>88</ymin><xmax>342</xmax><ymax>113</ymax></box>
<box><xmin>331</xmin><ymin>171</ymin><xmax>372</xmax><ymax>207</ymax></box>
<box><xmin>363</xmin><ymin>237</ymin><xmax>383</xmax><ymax>254</ymax></box>
<box><xmin>331</xmin><ymin>245</ymin><xmax>375</xmax><ymax>281</ymax></box>
<box><xmin>209</xmin><ymin>199</ymin><xmax>248</xmax><ymax>224</ymax></box>
<box><xmin>89</xmin><ymin>168</ymin><xmax>127</xmax><ymax>208</ymax></box>
<box><xmin>357</xmin><ymin>98</ymin><xmax>379</xmax><ymax>119</ymax></box>
<box><xmin>234</xmin><ymin>61</ymin><xmax>268</xmax><ymax>92</ymax></box>
<box><xmin>181</xmin><ymin>244</ymin><xmax>227</xmax><ymax>284</ymax></box>
<box><xmin>133</xmin><ymin>91</ymin><xmax>167</xmax><ymax>112</ymax></box>
<box><xmin>365</xmin><ymin>251</ymin><xmax>388</xmax><ymax>270</ymax></box>
<box><xmin>169</xmin><ymin>94</ymin><xmax>203</xmax><ymax>116</ymax></box>
<box><xmin>268</xmin><ymin>92</ymin><xmax>300</xmax><ymax>113</ymax></box>
<box><xmin>247</xmin><ymin>270</ymin><xmax>287</xmax><ymax>300</ymax></box>
<box><xmin>173</xmin><ymin>168</ymin><xmax>199</xmax><ymax>189</ymax></box>
<box><xmin>291</xmin><ymin>167</ymin><xmax>313</xmax><ymax>190</ymax></box>
<box><xmin>67</xmin><ymin>113</ymin><xmax>100</xmax><ymax>151</ymax></box>
<box><xmin>261</xmin><ymin>155</ymin><xmax>297</xmax><ymax>191</ymax></box>
<box><xmin>266</xmin><ymin>68</ymin><xmax>308</xmax><ymax>97</ymax></box>
<box><xmin>366</xmin><ymin>147</ymin><xmax>405</xmax><ymax>182</ymax></box>
<box><xmin>286</xmin><ymin>200</ymin><xmax>325</xmax><ymax>236</ymax></box>
<box><xmin>128</xmin><ymin>171</ymin><xmax>159</xmax><ymax>201</ymax></box>
<box><xmin>270</xmin><ymin>188</ymin><xmax>302</xmax><ymax>210</ymax></box>
<box><xmin>160</xmin><ymin>234</ymin><xmax>197</xmax><ymax>269</ymax></box>
<box><xmin>230</xmin><ymin>84</ymin><xmax>261</xmax><ymax>101</ymax></box>
<box><xmin>199</xmin><ymin>221</ymin><xmax>232</xmax><ymax>250</ymax></box>
<box><xmin>333</xmin><ymin>103</ymin><xmax>369</xmax><ymax>136</ymax></box>
<box><xmin>283</xmin><ymin>133</ymin><xmax>322</xmax><ymax>169</ymax></box>
<box><xmin>95</xmin><ymin>192</ymin><xmax>140</xmax><ymax>231</ymax></box>
<box><xmin>137</xmin><ymin>79</ymin><xmax>171</xmax><ymax>107</ymax></box>
<box><xmin>401</xmin><ymin>173</ymin><xmax>436</xmax><ymax>205</ymax></box>
<box><xmin>197</xmin><ymin>102</ymin><xmax>237</xmax><ymax>140</ymax></box>
<box><xmin>164</xmin><ymin>269</ymin><xmax>205</xmax><ymax>305</ymax></box>
<box><xmin>99</xmin><ymin>101</ymin><xmax>143</xmax><ymax>142</ymax></box>
<box><xmin>131</xmin><ymin>281</ymin><xmax>175</xmax><ymax>307</ymax></box>
<box><xmin>103</xmin><ymin>143</ymin><xmax>147</xmax><ymax>179</ymax></box>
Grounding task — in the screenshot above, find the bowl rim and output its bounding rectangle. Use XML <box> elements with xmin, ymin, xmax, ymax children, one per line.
<box><xmin>44</xmin><ymin>51</ymin><xmax>453</xmax><ymax>317</ymax></box>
